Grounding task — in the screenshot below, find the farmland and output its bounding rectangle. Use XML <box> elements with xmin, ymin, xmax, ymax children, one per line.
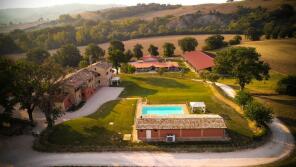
<box><xmin>239</xmin><ymin>39</ymin><xmax>296</xmax><ymax>75</ymax></box>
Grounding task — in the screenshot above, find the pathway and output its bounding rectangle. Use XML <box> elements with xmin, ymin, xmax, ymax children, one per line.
<box><xmin>0</xmin><ymin>118</ymin><xmax>293</xmax><ymax>167</ymax></box>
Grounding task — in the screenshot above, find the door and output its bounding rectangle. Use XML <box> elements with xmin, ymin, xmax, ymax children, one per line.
<box><xmin>146</xmin><ymin>130</ymin><xmax>151</xmax><ymax>139</ymax></box>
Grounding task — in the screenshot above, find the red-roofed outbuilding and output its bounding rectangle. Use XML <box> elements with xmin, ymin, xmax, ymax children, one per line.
<box><xmin>182</xmin><ymin>51</ymin><xmax>215</xmax><ymax>71</ymax></box>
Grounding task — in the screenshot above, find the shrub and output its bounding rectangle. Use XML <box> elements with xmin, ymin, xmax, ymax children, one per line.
<box><xmin>199</xmin><ymin>70</ymin><xmax>220</xmax><ymax>82</ymax></box>
<box><xmin>120</xmin><ymin>63</ymin><xmax>136</xmax><ymax>74</ymax></box>
<box><xmin>244</xmin><ymin>102</ymin><xmax>273</xmax><ymax>127</ymax></box>
<box><xmin>158</xmin><ymin>67</ymin><xmax>166</xmax><ymax>75</ymax></box>
<box><xmin>228</xmin><ymin>35</ymin><xmax>242</xmax><ymax>45</ymax></box>
<box><xmin>235</xmin><ymin>91</ymin><xmax>253</xmax><ymax>107</ymax></box>
<box><xmin>276</xmin><ymin>75</ymin><xmax>296</xmax><ymax>96</ymax></box>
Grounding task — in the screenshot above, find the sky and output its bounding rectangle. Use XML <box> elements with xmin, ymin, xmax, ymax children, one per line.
<box><xmin>0</xmin><ymin>0</ymin><xmax>228</xmax><ymax>9</ymax></box>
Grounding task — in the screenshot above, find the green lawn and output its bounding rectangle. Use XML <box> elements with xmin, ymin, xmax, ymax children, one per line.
<box><xmin>47</xmin><ymin>99</ymin><xmax>137</xmax><ymax>146</ymax></box>
<box><xmin>39</xmin><ymin>73</ymin><xmax>256</xmax><ymax>151</ymax></box>
<box><xmin>120</xmin><ymin>73</ymin><xmax>253</xmax><ymax>138</ymax></box>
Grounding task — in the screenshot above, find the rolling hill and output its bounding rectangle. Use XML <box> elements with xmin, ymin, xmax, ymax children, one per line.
<box><xmin>0</xmin><ymin>3</ymin><xmax>124</xmax><ymax>25</ymax></box>
<box><xmin>77</xmin><ymin>0</ymin><xmax>296</xmax><ymax>21</ymax></box>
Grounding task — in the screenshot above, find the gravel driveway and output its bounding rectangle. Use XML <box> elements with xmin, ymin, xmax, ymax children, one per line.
<box><xmin>0</xmin><ymin>119</ymin><xmax>293</xmax><ymax>167</ymax></box>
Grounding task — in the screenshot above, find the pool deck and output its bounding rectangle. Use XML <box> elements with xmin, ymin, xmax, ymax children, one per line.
<box><xmin>132</xmin><ymin>101</ymin><xmax>190</xmax><ymax>142</ymax></box>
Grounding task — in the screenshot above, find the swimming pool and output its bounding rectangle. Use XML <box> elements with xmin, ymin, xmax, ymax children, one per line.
<box><xmin>142</xmin><ymin>105</ymin><xmax>184</xmax><ymax>115</ymax></box>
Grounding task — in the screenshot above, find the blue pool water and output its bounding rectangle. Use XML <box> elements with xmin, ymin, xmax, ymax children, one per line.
<box><xmin>142</xmin><ymin>106</ymin><xmax>184</xmax><ymax>115</ymax></box>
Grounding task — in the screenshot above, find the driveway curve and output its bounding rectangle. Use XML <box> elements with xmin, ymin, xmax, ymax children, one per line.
<box><xmin>0</xmin><ymin>85</ymin><xmax>294</xmax><ymax>167</ymax></box>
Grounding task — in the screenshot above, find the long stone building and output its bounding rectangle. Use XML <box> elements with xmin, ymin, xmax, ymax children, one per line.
<box><xmin>54</xmin><ymin>62</ymin><xmax>113</xmax><ymax>112</ymax></box>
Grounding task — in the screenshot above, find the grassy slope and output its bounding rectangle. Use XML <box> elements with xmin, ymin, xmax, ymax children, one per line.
<box><xmin>240</xmin><ymin>39</ymin><xmax>296</xmax><ymax>75</ymax></box>
<box><xmin>48</xmin><ymin>99</ymin><xmax>137</xmax><ymax>146</ymax></box>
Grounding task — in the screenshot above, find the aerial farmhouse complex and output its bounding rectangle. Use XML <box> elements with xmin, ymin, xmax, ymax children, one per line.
<box><xmin>54</xmin><ymin>62</ymin><xmax>113</xmax><ymax>112</ymax></box>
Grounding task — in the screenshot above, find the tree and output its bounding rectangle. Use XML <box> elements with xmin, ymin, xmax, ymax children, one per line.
<box><xmin>178</xmin><ymin>37</ymin><xmax>198</xmax><ymax>52</ymax></box>
<box><xmin>85</xmin><ymin>43</ymin><xmax>104</xmax><ymax>64</ymax></box>
<box><xmin>229</xmin><ymin>35</ymin><xmax>242</xmax><ymax>45</ymax></box>
<box><xmin>0</xmin><ymin>34</ymin><xmax>20</xmax><ymax>54</ymax></box>
<box><xmin>245</xmin><ymin>27</ymin><xmax>262</xmax><ymax>41</ymax></box>
<box><xmin>120</xmin><ymin>63</ymin><xmax>136</xmax><ymax>74</ymax></box>
<box><xmin>52</xmin><ymin>44</ymin><xmax>81</xmax><ymax>67</ymax></box>
<box><xmin>148</xmin><ymin>44</ymin><xmax>159</xmax><ymax>56</ymax></box>
<box><xmin>38</xmin><ymin>62</ymin><xmax>64</xmax><ymax>128</ymax></box>
<box><xmin>245</xmin><ymin>102</ymin><xmax>273</xmax><ymax>127</ymax></box>
<box><xmin>214</xmin><ymin>47</ymin><xmax>270</xmax><ymax>90</ymax></box>
<box><xmin>204</xmin><ymin>35</ymin><xmax>227</xmax><ymax>50</ymax></box>
<box><xmin>26</xmin><ymin>48</ymin><xmax>50</xmax><ymax>64</ymax></box>
<box><xmin>123</xmin><ymin>50</ymin><xmax>133</xmax><ymax>63</ymax></box>
<box><xmin>0</xmin><ymin>58</ymin><xmax>17</xmax><ymax>119</ymax></box>
<box><xmin>133</xmin><ymin>44</ymin><xmax>143</xmax><ymax>59</ymax></box>
<box><xmin>235</xmin><ymin>91</ymin><xmax>253</xmax><ymax>107</ymax></box>
<box><xmin>199</xmin><ymin>70</ymin><xmax>220</xmax><ymax>82</ymax></box>
<box><xmin>276</xmin><ymin>75</ymin><xmax>296</xmax><ymax>96</ymax></box>
<box><xmin>163</xmin><ymin>42</ymin><xmax>175</xmax><ymax>57</ymax></box>
<box><xmin>263</xmin><ymin>22</ymin><xmax>275</xmax><ymax>39</ymax></box>
<box><xmin>108</xmin><ymin>49</ymin><xmax>124</xmax><ymax>74</ymax></box>
<box><xmin>14</xmin><ymin>60</ymin><xmax>42</xmax><ymax>125</ymax></box>
<box><xmin>79</xmin><ymin>60</ymin><xmax>89</xmax><ymax>68</ymax></box>
<box><xmin>108</xmin><ymin>40</ymin><xmax>125</xmax><ymax>54</ymax></box>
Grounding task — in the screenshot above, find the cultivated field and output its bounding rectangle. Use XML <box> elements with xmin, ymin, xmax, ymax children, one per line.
<box><xmin>97</xmin><ymin>34</ymin><xmax>241</xmax><ymax>56</ymax></box>
<box><xmin>239</xmin><ymin>39</ymin><xmax>296</xmax><ymax>75</ymax></box>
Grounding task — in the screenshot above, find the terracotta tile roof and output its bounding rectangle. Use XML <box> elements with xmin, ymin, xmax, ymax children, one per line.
<box><xmin>142</xmin><ymin>55</ymin><xmax>160</xmax><ymax>62</ymax></box>
<box><xmin>129</xmin><ymin>61</ymin><xmax>179</xmax><ymax>69</ymax></box>
<box><xmin>63</xmin><ymin>69</ymin><xmax>94</xmax><ymax>88</ymax></box>
<box><xmin>88</xmin><ymin>62</ymin><xmax>112</xmax><ymax>70</ymax></box>
<box><xmin>136</xmin><ymin>114</ymin><xmax>227</xmax><ymax>129</ymax></box>
<box><xmin>182</xmin><ymin>51</ymin><xmax>215</xmax><ymax>70</ymax></box>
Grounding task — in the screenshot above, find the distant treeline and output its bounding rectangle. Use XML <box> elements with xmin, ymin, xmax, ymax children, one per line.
<box><xmin>0</xmin><ymin>3</ymin><xmax>295</xmax><ymax>55</ymax></box>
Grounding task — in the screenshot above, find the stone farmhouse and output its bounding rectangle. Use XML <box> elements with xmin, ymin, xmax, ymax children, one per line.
<box><xmin>54</xmin><ymin>62</ymin><xmax>113</xmax><ymax>112</ymax></box>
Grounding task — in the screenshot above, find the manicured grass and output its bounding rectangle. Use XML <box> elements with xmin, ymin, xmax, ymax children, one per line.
<box><xmin>120</xmin><ymin>73</ymin><xmax>253</xmax><ymax>138</ymax></box>
<box><xmin>239</xmin><ymin>39</ymin><xmax>296</xmax><ymax>75</ymax></box>
<box><xmin>47</xmin><ymin>99</ymin><xmax>137</xmax><ymax>146</ymax></box>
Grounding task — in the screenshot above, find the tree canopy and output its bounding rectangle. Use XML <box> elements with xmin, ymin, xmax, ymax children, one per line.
<box><xmin>108</xmin><ymin>40</ymin><xmax>125</xmax><ymax>54</ymax></box>
<box><xmin>148</xmin><ymin>44</ymin><xmax>159</xmax><ymax>56</ymax></box>
<box><xmin>163</xmin><ymin>42</ymin><xmax>175</xmax><ymax>57</ymax></box>
<box><xmin>26</xmin><ymin>48</ymin><xmax>50</xmax><ymax>64</ymax></box>
<box><xmin>52</xmin><ymin>44</ymin><xmax>82</xmax><ymax>67</ymax></box>
<box><xmin>214</xmin><ymin>47</ymin><xmax>270</xmax><ymax>90</ymax></box>
<box><xmin>204</xmin><ymin>35</ymin><xmax>227</xmax><ymax>50</ymax></box>
<box><xmin>85</xmin><ymin>43</ymin><xmax>105</xmax><ymax>64</ymax></box>
<box><xmin>133</xmin><ymin>43</ymin><xmax>144</xmax><ymax>59</ymax></box>
<box><xmin>178</xmin><ymin>37</ymin><xmax>198</xmax><ymax>52</ymax></box>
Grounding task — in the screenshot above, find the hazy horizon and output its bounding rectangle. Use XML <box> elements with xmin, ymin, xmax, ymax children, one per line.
<box><xmin>0</xmin><ymin>0</ymin><xmax>228</xmax><ymax>9</ymax></box>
